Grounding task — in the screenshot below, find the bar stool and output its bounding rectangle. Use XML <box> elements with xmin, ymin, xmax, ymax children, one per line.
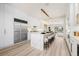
<box><xmin>44</xmin><ymin>38</ymin><xmax>49</xmax><ymax>49</ymax></box>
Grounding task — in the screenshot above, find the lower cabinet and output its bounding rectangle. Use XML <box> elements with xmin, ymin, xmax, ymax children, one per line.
<box><xmin>77</xmin><ymin>45</ymin><xmax>79</xmax><ymax>56</ymax></box>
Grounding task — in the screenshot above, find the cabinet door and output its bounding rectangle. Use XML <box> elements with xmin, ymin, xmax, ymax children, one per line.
<box><xmin>0</xmin><ymin>4</ymin><xmax>5</xmax><ymax>48</ymax></box>
<box><xmin>20</xmin><ymin>23</ymin><xmax>27</xmax><ymax>41</ymax></box>
<box><xmin>4</xmin><ymin>5</ymin><xmax>14</xmax><ymax>46</ymax></box>
<box><xmin>21</xmin><ymin>32</ymin><xmax>27</xmax><ymax>41</ymax></box>
<box><xmin>14</xmin><ymin>22</ymin><xmax>21</xmax><ymax>32</ymax></box>
<box><xmin>21</xmin><ymin>23</ymin><xmax>27</xmax><ymax>32</ymax></box>
<box><xmin>14</xmin><ymin>22</ymin><xmax>21</xmax><ymax>43</ymax></box>
<box><xmin>14</xmin><ymin>32</ymin><xmax>20</xmax><ymax>43</ymax></box>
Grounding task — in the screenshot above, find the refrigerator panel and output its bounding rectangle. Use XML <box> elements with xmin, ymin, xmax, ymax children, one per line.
<box><xmin>14</xmin><ymin>18</ymin><xmax>28</xmax><ymax>43</ymax></box>
<box><xmin>14</xmin><ymin>32</ymin><xmax>20</xmax><ymax>43</ymax></box>
<box><xmin>21</xmin><ymin>23</ymin><xmax>27</xmax><ymax>32</ymax></box>
<box><xmin>14</xmin><ymin>22</ymin><xmax>20</xmax><ymax>32</ymax></box>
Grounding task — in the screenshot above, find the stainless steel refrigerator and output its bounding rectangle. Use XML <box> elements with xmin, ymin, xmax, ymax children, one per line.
<box><xmin>14</xmin><ymin>19</ymin><xmax>28</xmax><ymax>43</ymax></box>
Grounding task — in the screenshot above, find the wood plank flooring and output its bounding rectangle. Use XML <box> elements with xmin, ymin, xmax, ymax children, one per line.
<box><xmin>0</xmin><ymin>36</ymin><xmax>70</xmax><ymax>56</ymax></box>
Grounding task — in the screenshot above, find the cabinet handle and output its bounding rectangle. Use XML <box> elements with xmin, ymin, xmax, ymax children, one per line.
<box><xmin>4</xmin><ymin>29</ymin><xmax>6</xmax><ymax>35</ymax></box>
<box><xmin>71</xmin><ymin>43</ymin><xmax>72</xmax><ymax>52</ymax></box>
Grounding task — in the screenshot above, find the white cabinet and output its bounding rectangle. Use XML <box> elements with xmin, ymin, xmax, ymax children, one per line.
<box><xmin>31</xmin><ymin>32</ymin><xmax>44</xmax><ymax>50</ymax></box>
<box><xmin>0</xmin><ymin>4</ymin><xmax>14</xmax><ymax>49</ymax></box>
<box><xmin>4</xmin><ymin>5</ymin><xmax>14</xmax><ymax>46</ymax></box>
<box><xmin>0</xmin><ymin>4</ymin><xmax>5</xmax><ymax>48</ymax></box>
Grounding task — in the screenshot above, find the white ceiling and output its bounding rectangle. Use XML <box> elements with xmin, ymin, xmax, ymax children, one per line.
<box><xmin>10</xmin><ymin>3</ymin><xmax>69</xmax><ymax>20</ymax></box>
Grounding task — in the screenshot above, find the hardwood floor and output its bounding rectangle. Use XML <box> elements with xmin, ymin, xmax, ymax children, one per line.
<box><xmin>0</xmin><ymin>36</ymin><xmax>70</xmax><ymax>56</ymax></box>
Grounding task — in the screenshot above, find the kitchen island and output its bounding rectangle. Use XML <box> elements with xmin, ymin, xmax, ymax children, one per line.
<box><xmin>30</xmin><ymin>32</ymin><xmax>55</xmax><ymax>50</ymax></box>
